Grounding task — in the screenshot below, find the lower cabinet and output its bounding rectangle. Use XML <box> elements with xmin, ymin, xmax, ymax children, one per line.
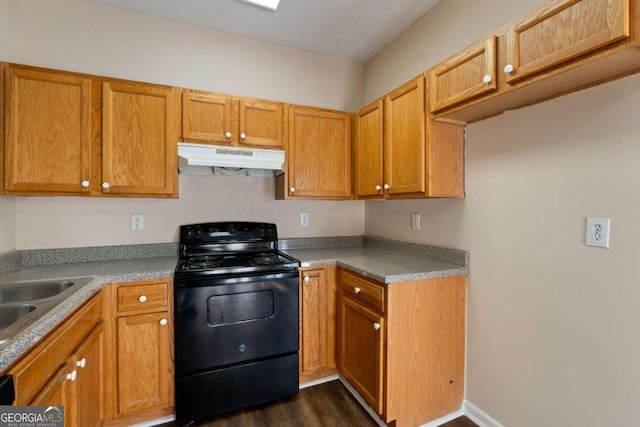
<box><xmin>338</xmin><ymin>268</ymin><xmax>466</xmax><ymax>427</ymax></box>
<box><xmin>7</xmin><ymin>291</ymin><xmax>104</xmax><ymax>427</ymax></box>
<box><xmin>299</xmin><ymin>265</ymin><xmax>338</xmax><ymax>383</ymax></box>
<box><xmin>103</xmin><ymin>279</ymin><xmax>174</xmax><ymax>426</ymax></box>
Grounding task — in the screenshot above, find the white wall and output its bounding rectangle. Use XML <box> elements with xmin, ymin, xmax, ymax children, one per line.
<box><xmin>365</xmin><ymin>0</ymin><xmax>640</xmax><ymax>426</ymax></box>
<box><xmin>0</xmin><ymin>0</ymin><xmax>366</xmax><ymax>249</ymax></box>
<box><xmin>0</xmin><ymin>197</ymin><xmax>16</xmax><ymax>253</ymax></box>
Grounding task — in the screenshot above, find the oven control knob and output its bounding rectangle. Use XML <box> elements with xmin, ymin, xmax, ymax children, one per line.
<box><xmin>238</xmin><ymin>344</ymin><xmax>246</xmax><ymax>352</ymax></box>
<box><xmin>228</xmin><ymin>225</ymin><xmax>237</xmax><ymax>234</ymax></box>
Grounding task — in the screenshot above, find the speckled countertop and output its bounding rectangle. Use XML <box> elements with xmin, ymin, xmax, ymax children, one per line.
<box><xmin>0</xmin><ymin>236</ymin><xmax>468</xmax><ymax>371</ymax></box>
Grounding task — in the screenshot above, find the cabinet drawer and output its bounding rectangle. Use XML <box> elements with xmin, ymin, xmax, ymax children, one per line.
<box><xmin>117</xmin><ymin>281</ymin><xmax>169</xmax><ymax>313</ymax></box>
<box><xmin>340</xmin><ymin>270</ymin><xmax>384</xmax><ymax>313</ymax></box>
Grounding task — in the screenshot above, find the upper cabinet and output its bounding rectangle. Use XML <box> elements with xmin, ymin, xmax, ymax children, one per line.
<box><xmin>430</xmin><ymin>36</ymin><xmax>497</xmax><ymax>112</ymax></box>
<box><xmin>354</xmin><ymin>76</ymin><xmax>464</xmax><ymax>200</ymax></box>
<box><xmin>277</xmin><ymin>105</ymin><xmax>351</xmax><ymax>200</ymax></box>
<box><xmin>4</xmin><ymin>65</ymin><xmax>94</xmax><ymax>194</ymax></box>
<box><xmin>430</xmin><ymin>0</ymin><xmax>640</xmax><ymax>123</ymax></box>
<box><xmin>2</xmin><ymin>64</ymin><xmax>178</xmax><ymax>197</ymax></box>
<box><xmin>503</xmin><ymin>0</ymin><xmax>629</xmax><ymax>84</ymax></box>
<box><xmin>182</xmin><ymin>89</ymin><xmax>284</xmax><ymax>149</ymax></box>
<box><xmin>102</xmin><ymin>81</ymin><xmax>177</xmax><ymax>196</ymax></box>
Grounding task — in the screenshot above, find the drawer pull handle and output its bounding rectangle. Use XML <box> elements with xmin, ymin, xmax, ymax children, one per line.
<box><xmin>303</xmin><ymin>276</ymin><xmax>310</xmax><ymax>282</ymax></box>
<box><xmin>138</xmin><ymin>295</ymin><xmax>147</xmax><ymax>303</ymax></box>
<box><xmin>160</xmin><ymin>318</ymin><xmax>168</xmax><ymax>326</ymax></box>
<box><xmin>77</xmin><ymin>358</ymin><xmax>86</xmax><ymax>368</ymax></box>
<box><xmin>354</xmin><ymin>287</ymin><xmax>361</xmax><ymax>294</ymax></box>
<box><xmin>66</xmin><ymin>370</ymin><xmax>77</xmax><ymax>381</ymax></box>
<box><xmin>373</xmin><ymin>323</ymin><xmax>381</xmax><ymax>331</ymax></box>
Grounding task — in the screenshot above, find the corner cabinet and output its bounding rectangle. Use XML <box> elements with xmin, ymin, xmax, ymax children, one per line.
<box><xmin>337</xmin><ymin>268</ymin><xmax>466</xmax><ymax>427</ymax></box>
<box><xmin>299</xmin><ymin>266</ymin><xmax>338</xmax><ymax>383</ymax></box>
<box><xmin>182</xmin><ymin>89</ymin><xmax>285</xmax><ymax>149</ymax></box>
<box><xmin>103</xmin><ymin>279</ymin><xmax>174</xmax><ymax>425</ymax></box>
<box><xmin>277</xmin><ymin>105</ymin><xmax>352</xmax><ymax>200</ymax></box>
<box><xmin>355</xmin><ymin>76</ymin><xmax>464</xmax><ymax>199</ymax></box>
<box><xmin>7</xmin><ymin>292</ymin><xmax>105</xmax><ymax>427</ymax></box>
<box><xmin>2</xmin><ymin>63</ymin><xmax>178</xmax><ymax>197</ymax></box>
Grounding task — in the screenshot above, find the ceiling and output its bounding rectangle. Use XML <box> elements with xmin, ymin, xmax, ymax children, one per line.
<box><xmin>86</xmin><ymin>0</ymin><xmax>440</xmax><ymax>62</ymax></box>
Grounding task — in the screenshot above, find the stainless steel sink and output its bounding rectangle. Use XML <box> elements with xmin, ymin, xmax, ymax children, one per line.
<box><xmin>0</xmin><ymin>305</ymin><xmax>36</xmax><ymax>330</ymax></box>
<box><xmin>0</xmin><ymin>277</ymin><xmax>95</xmax><ymax>342</ymax></box>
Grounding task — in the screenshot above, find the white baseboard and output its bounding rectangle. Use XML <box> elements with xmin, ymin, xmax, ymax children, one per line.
<box><xmin>419</xmin><ymin>409</ymin><xmax>465</xmax><ymax>427</ymax></box>
<box><xmin>463</xmin><ymin>400</ymin><xmax>505</xmax><ymax>427</ymax></box>
<box><xmin>300</xmin><ymin>374</ymin><xmax>340</xmax><ymax>389</ymax></box>
<box><xmin>130</xmin><ymin>415</ymin><xmax>175</xmax><ymax>427</ymax></box>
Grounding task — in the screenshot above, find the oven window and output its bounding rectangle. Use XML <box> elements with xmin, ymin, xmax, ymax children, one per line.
<box><xmin>207</xmin><ymin>290</ymin><xmax>275</xmax><ymax>326</ymax></box>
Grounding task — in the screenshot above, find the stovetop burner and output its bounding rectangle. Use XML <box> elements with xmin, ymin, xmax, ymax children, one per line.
<box><xmin>175</xmin><ymin>222</ymin><xmax>300</xmax><ymax>281</ymax></box>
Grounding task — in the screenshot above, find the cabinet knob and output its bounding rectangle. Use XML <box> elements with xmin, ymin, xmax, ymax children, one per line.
<box><xmin>373</xmin><ymin>323</ymin><xmax>381</xmax><ymax>331</ymax></box>
<box><xmin>66</xmin><ymin>370</ymin><xmax>77</xmax><ymax>381</ymax></box>
<box><xmin>504</xmin><ymin>64</ymin><xmax>514</xmax><ymax>74</ymax></box>
<box><xmin>383</xmin><ymin>184</ymin><xmax>390</xmax><ymax>190</ymax></box>
<box><xmin>290</xmin><ymin>187</ymin><xmax>295</xmax><ymax>193</ymax></box>
<box><xmin>225</xmin><ymin>131</ymin><xmax>232</xmax><ymax>138</ymax></box>
<box><xmin>354</xmin><ymin>287</ymin><xmax>361</xmax><ymax>294</ymax></box>
<box><xmin>101</xmin><ymin>182</ymin><xmax>110</xmax><ymax>189</ymax></box>
<box><xmin>375</xmin><ymin>185</ymin><xmax>382</xmax><ymax>191</ymax></box>
<box><xmin>240</xmin><ymin>133</ymin><xmax>247</xmax><ymax>139</ymax></box>
<box><xmin>81</xmin><ymin>180</ymin><xmax>90</xmax><ymax>188</ymax></box>
<box><xmin>160</xmin><ymin>318</ymin><xmax>168</xmax><ymax>326</ymax></box>
<box><xmin>482</xmin><ymin>74</ymin><xmax>492</xmax><ymax>84</ymax></box>
<box><xmin>77</xmin><ymin>358</ymin><xmax>86</xmax><ymax>368</ymax></box>
<box><xmin>303</xmin><ymin>276</ymin><xmax>310</xmax><ymax>282</ymax></box>
<box><xmin>138</xmin><ymin>295</ymin><xmax>147</xmax><ymax>303</ymax></box>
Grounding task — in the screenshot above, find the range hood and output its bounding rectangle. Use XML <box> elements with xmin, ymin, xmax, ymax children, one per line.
<box><xmin>178</xmin><ymin>142</ymin><xmax>285</xmax><ymax>174</ymax></box>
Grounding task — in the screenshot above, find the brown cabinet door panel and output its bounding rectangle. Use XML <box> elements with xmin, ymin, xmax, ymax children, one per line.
<box><xmin>505</xmin><ymin>0</ymin><xmax>630</xmax><ymax>83</ymax></box>
<box><xmin>73</xmin><ymin>325</ymin><xmax>104</xmax><ymax>427</ymax></box>
<box><xmin>182</xmin><ymin>90</ymin><xmax>235</xmax><ymax>144</ymax></box>
<box><xmin>354</xmin><ymin>100</ymin><xmax>384</xmax><ymax>198</ymax></box>
<box><xmin>239</xmin><ymin>100</ymin><xmax>284</xmax><ymax>148</ymax></box>
<box><xmin>102</xmin><ymin>81</ymin><xmax>176</xmax><ymax>196</ymax></box>
<box><xmin>5</xmin><ymin>67</ymin><xmax>92</xmax><ymax>193</ymax></box>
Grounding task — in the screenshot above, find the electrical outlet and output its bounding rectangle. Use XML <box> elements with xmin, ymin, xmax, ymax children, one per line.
<box><xmin>411</xmin><ymin>213</ymin><xmax>421</xmax><ymax>230</ymax></box>
<box><xmin>300</xmin><ymin>213</ymin><xmax>309</xmax><ymax>227</ymax></box>
<box><xmin>585</xmin><ymin>217</ymin><xmax>610</xmax><ymax>248</ymax></box>
<box><xmin>131</xmin><ymin>213</ymin><xmax>144</xmax><ymax>231</ymax></box>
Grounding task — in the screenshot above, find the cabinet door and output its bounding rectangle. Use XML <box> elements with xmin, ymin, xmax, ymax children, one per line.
<box><xmin>504</xmin><ymin>0</ymin><xmax>629</xmax><ymax>84</ymax></box>
<box><xmin>430</xmin><ymin>36</ymin><xmax>497</xmax><ymax>112</ymax></box>
<box><xmin>354</xmin><ymin>100</ymin><xmax>384</xmax><ymax>198</ymax></box>
<box><xmin>72</xmin><ymin>325</ymin><xmax>104</xmax><ymax>427</ymax></box>
<box><xmin>102</xmin><ymin>81</ymin><xmax>177</xmax><ymax>196</ymax></box>
<box><xmin>30</xmin><ymin>363</ymin><xmax>69</xmax><ymax>407</ymax></box>
<box><xmin>339</xmin><ymin>298</ymin><xmax>384</xmax><ymax>415</ymax></box>
<box><xmin>384</xmin><ymin>77</ymin><xmax>426</xmax><ymax>196</ymax></box>
<box><xmin>239</xmin><ymin>100</ymin><xmax>284</xmax><ymax>148</ymax></box>
<box><xmin>286</xmin><ymin>106</ymin><xmax>351</xmax><ymax>199</ymax></box>
<box><xmin>182</xmin><ymin>90</ymin><xmax>236</xmax><ymax>145</ymax></box>
<box><xmin>117</xmin><ymin>311</ymin><xmax>171</xmax><ymax>415</ymax></box>
<box><xmin>5</xmin><ymin>66</ymin><xmax>92</xmax><ymax>194</ymax></box>
<box><xmin>299</xmin><ymin>266</ymin><xmax>337</xmax><ymax>382</ymax></box>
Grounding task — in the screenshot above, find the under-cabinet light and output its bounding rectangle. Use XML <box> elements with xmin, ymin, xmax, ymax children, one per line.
<box><xmin>239</xmin><ymin>0</ymin><xmax>281</xmax><ymax>11</ymax></box>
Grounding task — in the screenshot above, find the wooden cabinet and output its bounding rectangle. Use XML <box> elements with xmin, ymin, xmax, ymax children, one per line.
<box><xmin>430</xmin><ymin>36</ymin><xmax>497</xmax><ymax>112</ymax></box>
<box><xmin>4</xmin><ymin>65</ymin><xmax>94</xmax><ymax>194</ymax></box>
<box><xmin>299</xmin><ymin>265</ymin><xmax>338</xmax><ymax>383</ymax></box>
<box><xmin>2</xmin><ymin>63</ymin><xmax>178</xmax><ymax>197</ymax></box>
<box><xmin>503</xmin><ymin>0</ymin><xmax>629</xmax><ymax>84</ymax></box>
<box><xmin>103</xmin><ymin>279</ymin><xmax>173</xmax><ymax>425</ymax></box>
<box><xmin>355</xmin><ymin>76</ymin><xmax>464</xmax><ymax>199</ymax></box>
<box><xmin>102</xmin><ymin>81</ymin><xmax>177</xmax><ymax>196</ymax></box>
<box><xmin>337</xmin><ymin>268</ymin><xmax>466</xmax><ymax>427</ymax></box>
<box><xmin>7</xmin><ymin>292</ymin><xmax>104</xmax><ymax>427</ymax></box>
<box><xmin>430</xmin><ymin>0</ymin><xmax>640</xmax><ymax>123</ymax></box>
<box><xmin>182</xmin><ymin>89</ymin><xmax>284</xmax><ymax>149</ymax></box>
<box><xmin>277</xmin><ymin>105</ymin><xmax>351</xmax><ymax>199</ymax></box>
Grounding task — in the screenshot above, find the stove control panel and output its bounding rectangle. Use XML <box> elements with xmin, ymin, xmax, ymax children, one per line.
<box><xmin>180</xmin><ymin>222</ymin><xmax>277</xmax><ymax>244</ymax></box>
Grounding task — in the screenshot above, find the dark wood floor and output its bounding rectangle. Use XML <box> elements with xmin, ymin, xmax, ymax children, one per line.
<box><xmin>161</xmin><ymin>380</ymin><xmax>478</xmax><ymax>427</ymax></box>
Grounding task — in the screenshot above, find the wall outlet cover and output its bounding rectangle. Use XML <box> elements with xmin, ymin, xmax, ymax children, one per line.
<box><xmin>585</xmin><ymin>217</ymin><xmax>610</xmax><ymax>248</ymax></box>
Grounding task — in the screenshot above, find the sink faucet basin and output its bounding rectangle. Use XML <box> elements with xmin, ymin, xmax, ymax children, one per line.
<box><xmin>0</xmin><ymin>280</ymin><xmax>81</xmax><ymax>304</ymax></box>
<box><xmin>0</xmin><ymin>277</ymin><xmax>96</xmax><ymax>344</ymax></box>
<box><xmin>0</xmin><ymin>305</ymin><xmax>36</xmax><ymax>331</ymax></box>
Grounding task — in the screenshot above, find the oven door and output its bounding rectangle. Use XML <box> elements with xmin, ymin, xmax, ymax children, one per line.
<box><xmin>174</xmin><ymin>272</ymin><xmax>299</xmax><ymax>376</ymax></box>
